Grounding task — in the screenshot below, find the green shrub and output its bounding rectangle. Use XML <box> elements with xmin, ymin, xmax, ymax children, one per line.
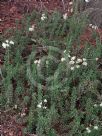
<box><xmin>0</xmin><ymin>10</ymin><xmax>102</xmax><ymax>136</ymax></box>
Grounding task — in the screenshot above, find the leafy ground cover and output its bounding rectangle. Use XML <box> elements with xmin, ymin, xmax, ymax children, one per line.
<box><xmin>0</xmin><ymin>0</ymin><xmax>102</xmax><ymax>136</ymax></box>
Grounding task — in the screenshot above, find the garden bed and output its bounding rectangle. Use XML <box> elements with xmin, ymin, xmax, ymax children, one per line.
<box><xmin>0</xmin><ymin>0</ymin><xmax>102</xmax><ymax>136</ymax></box>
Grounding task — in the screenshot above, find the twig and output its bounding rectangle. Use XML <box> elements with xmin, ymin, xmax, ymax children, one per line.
<box><xmin>61</xmin><ymin>0</ymin><xmax>66</xmax><ymax>11</ymax></box>
<box><xmin>39</xmin><ymin>0</ymin><xmax>43</xmax><ymax>11</ymax></box>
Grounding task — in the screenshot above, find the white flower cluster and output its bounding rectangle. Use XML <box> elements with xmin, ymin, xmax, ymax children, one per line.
<box><xmin>61</xmin><ymin>50</ymin><xmax>88</xmax><ymax>71</ymax></box>
<box><xmin>37</xmin><ymin>99</ymin><xmax>47</xmax><ymax>109</ymax></box>
<box><xmin>29</xmin><ymin>25</ymin><xmax>35</xmax><ymax>32</ymax></box>
<box><xmin>86</xmin><ymin>125</ymin><xmax>99</xmax><ymax>133</ymax></box>
<box><xmin>89</xmin><ymin>24</ymin><xmax>98</xmax><ymax>30</ymax></box>
<box><xmin>41</xmin><ymin>13</ymin><xmax>47</xmax><ymax>21</ymax></box>
<box><xmin>70</xmin><ymin>57</ymin><xmax>87</xmax><ymax>70</ymax></box>
<box><xmin>2</xmin><ymin>40</ymin><xmax>14</xmax><ymax>48</ymax></box>
<box><xmin>94</xmin><ymin>102</ymin><xmax>102</xmax><ymax>107</ymax></box>
<box><xmin>34</xmin><ymin>59</ymin><xmax>41</xmax><ymax>66</ymax></box>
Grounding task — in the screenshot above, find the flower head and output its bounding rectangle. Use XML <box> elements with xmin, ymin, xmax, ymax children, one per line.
<box><xmin>71</xmin><ymin>56</ymin><xmax>76</xmax><ymax>61</ymax></box>
<box><xmin>83</xmin><ymin>58</ymin><xmax>86</xmax><ymax>61</ymax></box>
<box><xmin>2</xmin><ymin>43</ymin><xmax>9</xmax><ymax>48</ymax></box>
<box><xmin>9</xmin><ymin>40</ymin><xmax>14</xmax><ymax>45</ymax></box>
<box><xmin>94</xmin><ymin>126</ymin><xmax>98</xmax><ymax>130</ymax></box>
<box><xmin>70</xmin><ymin>67</ymin><xmax>74</xmax><ymax>71</ymax></box>
<box><xmin>69</xmin><ymin>60</ymin><xmax>75</xmax><ymax>65</ymax></box>
<box><xmin>34</xmin><ymin>59</ymin><xmax>41</xmax><ymax>65</ymax></box>
<box><xmin>76</xmin><ymin>65</ymin><xmax>80</xmax><ymax>68</ymax></box>
<box><xmin>86</xmin><ymin>127</ymin><xmax>91</xmax><ymax>133</ymax></box>
<box><xmin>34</xmin><ymin>60</ymin><xmax>38</xmax><ymax>64</ymax></box>
<box><xmin>100</xmin><ymin>102</ymin><xmax>102</xmax><ymax>107</ymax></box>
<box><xmin>96</xmin><ymin>58</ymin><xmax>99</xmax><ymax>61</ymax></box>
<box><xmin>44</xmin><ymin>99</ymin><xmax>47</xmax><ymax>103</ymax></box>
<box><xmin>94</xmin><ymin>104</ymin><xmax>98</xmax><ymax>107</ymax></box>
<box><xmin>29</xmin><ymin>27</ymin><xmax>34</xmax><ymax>32</ymax></box>
<box><xmin>29</xmin><ymin>24</ymin><xmax>35</xmax><ymax>31</ymax></box>
<box><xmin>21</xmin><ymin>112</ymin><xmax>26</xmax><ymax>117</ymax></box>
<box><xmin>70</xmin><ymin>8</ymin><xmax>73</xmax><ymax>13</ymax></box>
<box><xmin>41</xmin><ymin>13</ymin><xmax>47</xmax><ymax>21</ymax></box>
<box><xmin>76</xmin><ymin>58</ymin><xmax>82</xmax><ymax>63</ymax></box>
<box><xmin>85</xmin><ymin>0</ymin><xmax>90</xmax><ymax>3</ymax></box>
<box><xmin>43</xmin><ymin>106</ymin><xmax>47</xmax><ymax>109</ymax></box>
<box><xmin>82</xmin><ymin>62</ymin><xmax>87</xmax><ymax>66</ymax></box>
<box><xmin>37</xmin><ymin>102</ymin><xmax>42</xmax><ymax>108</ymax></box>
<box><xmin>14</xmin><ymin>105</ymin><xmax>18</xmax><ymax>109</ymax></box>
<box><xmin>68</xmin><ymin>55</ymin><xmax>71</xmax><ymax>58</ymax></box>
<box><xmin>61</xmin><ymin>57</ymin><xmax>66</xmax><ymax>62</ymax></box>
<box><xmin>6</xmin><ymin>40</ymin><xmax>9</xmax><ymax>43</ymax></box>
<box><xmin>69</xmin><ymin>2</ymin><xmax>73</xmax><ymax>5</ymax></box>
<box><xmin>2</xmin><ymin>40</ymin><xmax>14</xmax><ymax>48</ymax></box>
<box><xmin>89</xmin><ymin>24</ymin><xmax>92</xmax><ymax>27</ymax></box>
<box><xmin>63</xmin><ymin>13</ymin><xmax>68</xmax><ymax>20</ymax></box>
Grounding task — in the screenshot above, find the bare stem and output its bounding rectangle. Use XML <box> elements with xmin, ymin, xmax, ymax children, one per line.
<box><xmin>61</xmin><ymin>0</ymin><xmax>66</xmax><ymax>11</ymax></box>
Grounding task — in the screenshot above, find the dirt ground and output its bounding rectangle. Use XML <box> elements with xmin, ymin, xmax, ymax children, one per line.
<box><xmin>0</xmin><ymin>0</ymin><xmax>102</xmax><ymax>136</ymax></box>
<box><xmin>0</xmin><ymin>0</ymin><xmax>72</xmax><ymax>33</ymax></box>
<box><xmin>0</xmin><ymin>0</ymin><xmax>102</xmax><ymax>32</ymax></box>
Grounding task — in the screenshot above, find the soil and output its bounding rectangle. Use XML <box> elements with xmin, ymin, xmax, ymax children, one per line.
<box><xmin>1</xmin><ymin>109</ymin><xmax>23</xmax><ymax>136</ymax></box>
<box><xmin>0</xmin><ymin>0</ymin><xmax>72</xmax><ymax>33</ymax></box>
<box><xmin>0</xmin><ymin>0</ymin><xmax>102</xmax><ymax>136</ymax></box>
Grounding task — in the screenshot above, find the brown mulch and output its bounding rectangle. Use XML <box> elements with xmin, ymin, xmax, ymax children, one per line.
<box><xmin>1</xmin><ymin>111</ymin><xmax>23</xmax><ymax>136</ymax></box>
<box><xmin>0</xmin><ymin>107</ymin><xmax>37</xmax><ymax>136</ymax></box>
<box><xmin>0</xmin><ymin>0</ymin><xmax>72</xmax><ymax>33</ymax></box>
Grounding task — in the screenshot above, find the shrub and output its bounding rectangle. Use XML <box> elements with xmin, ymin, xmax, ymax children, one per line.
<box><xmin>0</xmin><ymin>10</ymin><xmax>102</xmax><ymax>136</ymax></box>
